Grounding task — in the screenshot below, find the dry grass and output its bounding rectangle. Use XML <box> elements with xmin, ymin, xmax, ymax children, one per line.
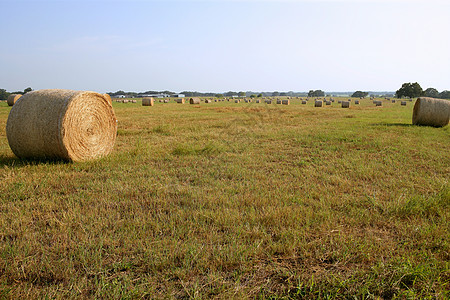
<box><xmin>0</xmin><ymin>97</ymin><xmax>449</xmax><ymax>299</ymax></box>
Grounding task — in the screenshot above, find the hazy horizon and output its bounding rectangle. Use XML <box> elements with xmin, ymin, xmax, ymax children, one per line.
<box><xmin>1</xmin><ymin>0</ymin><xmax>449</xmax><ymax>93</ymax></box>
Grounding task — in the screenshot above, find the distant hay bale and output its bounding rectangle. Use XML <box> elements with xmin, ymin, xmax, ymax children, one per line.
<box><xmin>6</xmin><ymin>89</ymin><xmax>117</xmax><ymax>162</ymax></box>
<box><xmin>175</xmin><ymin>98</ymin><xmax>185</xmax><ymax>104</ymax></box>
<box><xmin>7</xmin><ymin>94</ymin><xmax>22</xmax><ymax>106</ymax></box>
<box><xmin>302</xmin><ymin>100</ymin><xmax>307</xmax><ymax>104</ymax></box>
<box><xmin>355</xmin><ymin>100</ymin><xmax>360</xmax><ymax>105</ymax></box>
<box><xmin>142</xmin><ymin>97</ymin><xmax>154</xmax><ymax>106</ymax></box>
<box><xmin>315</xmin><ymin>100</ymin><xmax>323</xmax><ymax>107</ymax></box>
<box><xmin>123</xmin><ymin>99</ymin><xmax>129</xmax><ymax>103</ymax></box>
<box><xmin>391</xmin><ymin>99</ymin><xmax>396</xmax><ymax>103</ymax></box>
<box><xmin>265</xmin><ymin>100</ymin><xmax>272</xmax><ymax>104</ymax></box>
<box><xmin>189</xmin><ymin>97</ymin><xmax>200</xmax><ymax>104</ymax></box>
<box><xmin>341</xmin><ymin>101</ymin><xmax>350</xmax><ymax>108</ymax></box>
<box><xmin>375</xmin><ymin>101</ymin><xmax>382</xmax><ymax>106</ymax></box>
<box><xmin>205</xmin><ymin>99</ymin><xmax>211</xmax><ymax>103</ymax></box>
<box><xmin>164</xmin><ymin>99</ymin><xmax>169</xmax><ymax>103</ymax></box>
<box><xmin>131</xmin><ymin>100</ymin><xmax>137</xmax><ymax>103</ymax></box>
<box><xmin>276</xmin><ymin>100</ymin><xmax>282</xmax><ymax>104</ymax></box>
<box><xmin>282</xmin><ymin>99</ymin><xmax>290</xmax><ymax>105</ymax></box>
<box><xmin>338</xmin><ymin>100</ymin><xmax>342</xmax><ymax>104</ymax></box>
<box><xmin>256</xmin><ymin>100</ymin><xmax>260</xmax><ymax>103</ymax></box>
<box><xmin>234</xmin><ymin>100</ymin><xmax>239</xmax><ymax>103</ymax></box>
<box><xmin>325</xmin><ymin>101</ymin><xmax>331</xmax><ymax>105</ymax></box>
<box><xmin>412</xmin><ymin>97</ymin><xmax>450</xmax><ymax>127</ymax></box>
<box><xmin>401</xmin><ymin>101</ymin><xmax>407</xmax><ymax>106</ymax></box>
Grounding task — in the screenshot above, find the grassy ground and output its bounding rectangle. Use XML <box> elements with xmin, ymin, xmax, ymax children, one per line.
<box><xmin>0</xmin><ymin>97</ymin><xmax>448</xmax><ymax>299</ymax></box>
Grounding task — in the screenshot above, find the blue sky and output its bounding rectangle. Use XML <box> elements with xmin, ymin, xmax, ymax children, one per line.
<box><xmin>1</xmin><ymin>0</ymin><xmax>449</xmax><ymax>93</ymax></box>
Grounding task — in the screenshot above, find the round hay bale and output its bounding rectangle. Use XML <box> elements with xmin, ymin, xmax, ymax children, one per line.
<box><xmin>164</xmin><ymin>99</ymin><xmax>169</xmax><ymax>103</ymax></box>
<box><xmin>282</xmin><ymin>99</ymin><xmax>290</xmax><ymax>105</ymax></box>
<box><xmin>401</xmin><ymin>101</ymin><xmax>407</xmax><ymax>106</ymax></box>
<box><xmin>205</xmin><ymin>99</ymin><xmax>211</xmax><ymax>103</ymax></box>
<box><xmin>256</xmin><ymin>100</ymin><xmax>260</xmax><ymax>103</ymax></box>
<box><xmin>189</xmin><ymin>97</ymin><xmax>200</xmax><ymax>104</ymax></box>
<box><xmin>265</xmin><ymin>100</ymin><xmax>272</xmax><ymax>104</ymax></box>
<box><xmin>315</xmin><ymin>100</ymin><xmax>323</xmax><ymax>107</ymax></box>
<box><xmin>341</xmin><ymin>101</ymin><xmax>350</xmax><ymax>108</ymax></box>
<box><xmin>325</xmin><ymin>101</ymin><xmax>331</xmax><ymax>105</ymax></box>
<box><xmin>375</xmin><ymin>101</ymin><xmax>382</xmax><ymax>106</ymax></box>
<box><xmin>7</xmin><ymin>94</ymin><xmax>22</xmax><ymax>106</ymax></box>
<box><xmin>175</xmin><ymin>98</ymin><xmax>185</xmax><ymax>104</ymax></box>
<box><xmin>354</xmin><ymin>100</ymin><xmax>360</xmax><ymax>105</ymax></box>
<box><xmin>276</xmin><ymin>100</ymin><xmax>282</xmax><ymax>104</ymax></box>
<box><xmin>391</xmin><ymin>99</ymin><xmax>396</xmax><ymax>103</ymax></box>
<box><xmin>6</xmin><ymin>89</ymin><xmax>117</xmax><ymax>162</ymax></box>
<box><xmin>103</xmin><ymin>94</ymin><xmax>112</xmax><ymax>105</ymax></box>
<box><xmin>123</xmin><ymin>99</ymin><xmax>129</xmax><ymax>103</ymax></box>
<box><xmin>412</xmin><ymin>97</ymin><xmax>450</xmax><ymax>127</ymax></box>
<box><xmin>302</xmin><ymin>100</ymin><xmax>307</xmax><ymax>104</ymax></box>
<box><xmin>142</xmin><ymin>97</ymin><xmax>154</xmax><ymax>106</ymax></box>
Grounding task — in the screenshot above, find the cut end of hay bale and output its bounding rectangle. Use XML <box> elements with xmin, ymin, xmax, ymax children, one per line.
<box><xmin>7</xmin><ymin>94</ymin><xmax>22</xmax><ymax>106</ymax></box>
<box><xmin>6</xmin><ymin>89</ymin><xmax>118</xmax><ymax>162</ymax></box>
<box><xmin>142</xmin><ymin>97</ymin><xmax>154</xmax><ymax>106</ymax></box>
<box><xmin>189</xmin><ymin>97</ymin><xmax>200</xmax><ymax>104</ymax></box>
<box><xmin>412</xmin><ymin>97</ymin><xmax>450</xmax><ymax>127</ymax></box>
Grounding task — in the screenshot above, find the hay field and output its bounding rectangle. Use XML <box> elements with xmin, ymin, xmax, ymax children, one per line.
<box><xmin>0</xmin><ymin>97</ymin><xmax>449</xmax><ymax>298</ymax></box>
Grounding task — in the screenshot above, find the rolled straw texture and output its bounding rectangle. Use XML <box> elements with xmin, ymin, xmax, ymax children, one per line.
<box><xmin>189</xmin><ymin>97</ymin><xmax>200</xmax><ymax>104</ymax></box>
<box><xmin>412</xmin><ymin>97</ymin><xmax>449</xmax><ymax>127</ymax></box>
<box><xmin>142</xmin><ymin>97</ymin><xmax>154</xmax><ymax>106</ymax></box>
<box><xmin>6</xmin><ymin>89</ymin><xmax>117</xmax><ymax>161</ymax></box>
<box><xmin>103</xmin><ymin>94</ymin><xmax>112</xmax><ymax>105</ymax></box>
<box><xmin>7</xmin><ymin>94</ymin><xmax>22</xmax><ymax>106</ymax></box>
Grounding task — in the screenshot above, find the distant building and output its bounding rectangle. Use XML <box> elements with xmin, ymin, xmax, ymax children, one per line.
<box><xmin>173</xmin><ymin>94</ymin><xmax>185</xmax><ymax>98</ymax></box>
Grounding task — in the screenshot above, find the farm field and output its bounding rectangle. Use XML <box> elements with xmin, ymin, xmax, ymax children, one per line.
<box><xmin>0</xmin><ymin>97</ymin><xmax>449</xmax><ymax>299</ymax></box>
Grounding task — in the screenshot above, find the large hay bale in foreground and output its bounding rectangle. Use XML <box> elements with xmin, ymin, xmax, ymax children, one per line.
<box><xmin>142</xmin><ymin>97</ymin><xmax>154</xmax><ymax>106</ymax></box>
<box><xmin>103</xmin><ymin>94</ymin><xmax>112</xmax><ymax>105</ymax></box>
<box><xmin>7</xmin><ymin>94</ymin><xmax>22</xmax><ymax>106</ymax></box>
<box><xmin>189</xmin><ymin>97</ymin><xmax>200</xmax><ymax>104</ymax></box>
<box><xmin>6</xmin><ymin>89</ymin><xmax>117</xmax><ymax>162</ymax></box>
<box><xmin>412</xmin><ymin>97</ymin><xmax>449</xmax><ymax>127</ymax></box>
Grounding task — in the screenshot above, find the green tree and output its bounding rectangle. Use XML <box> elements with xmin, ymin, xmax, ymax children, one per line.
<box><xmin>272</xmin><ymin>91</ymin><xmax>279</xmax><ymax>97</ymax></box>
<box><xmin>395</xmin><ymin>82</ymin><xmax>423</xmax><ymax>99</ymax></box>
<box><xmin>0</xmin><ymin>89</ymin><xmax>10</xmax><ymax>100</ymax></box>
<box><xmin>439</xmin><ymin>90</ymin><xmax>450</xmax><ymax>99</ymax></box>
<box><xmin>351</xmin><ymin>91</ymin><xmax>368</xmax><ymax>98</ymax></box>
<box><xmin>308</xmin><ymin>90</ymin><xmax>325</xmax><ymax>97</ymax></box>
<box><xmin>23</xmin><ymin>87</ymin><xmax>33</xmax><ymax>94</ymax></box>
<box><xmin>424</xmin><ymin>88</ymin><xmax>439</xmax><ymax>98</ymax></box>
<box><xmin>250</xmin><ymin>94</ymin><xmax>257</xmax><ymax>98</ymax></box>
<box><xmin>257</xmin><ymin>93</ymin><xmax>262</xmax><ymax>98</ymax></box>
<box><xmin>238</xmin><ymin>91</ymin><xmax>246</xmax><ymax>97</ymax></box>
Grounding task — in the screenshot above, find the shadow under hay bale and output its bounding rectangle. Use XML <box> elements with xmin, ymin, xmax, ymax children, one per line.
<box><xmin>412</xmin><ymin>97</ymin><xmax>450</xmax><ymax>127</ymax></box>
<box><xmin>6</xmin><ymin>89</ymin><xmax>117</xmax><ymax>162</ymax></box>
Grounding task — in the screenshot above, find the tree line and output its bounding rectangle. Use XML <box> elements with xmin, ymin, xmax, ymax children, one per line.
<box><xmin>0</xmin><ymin>87</ymin><xmax>33</xmax><ymax>100</ymax></box>
<box><xmin>395</xmin><ymin>82</ymin><xmax>450</xmax><ymax>99</ymax></box>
